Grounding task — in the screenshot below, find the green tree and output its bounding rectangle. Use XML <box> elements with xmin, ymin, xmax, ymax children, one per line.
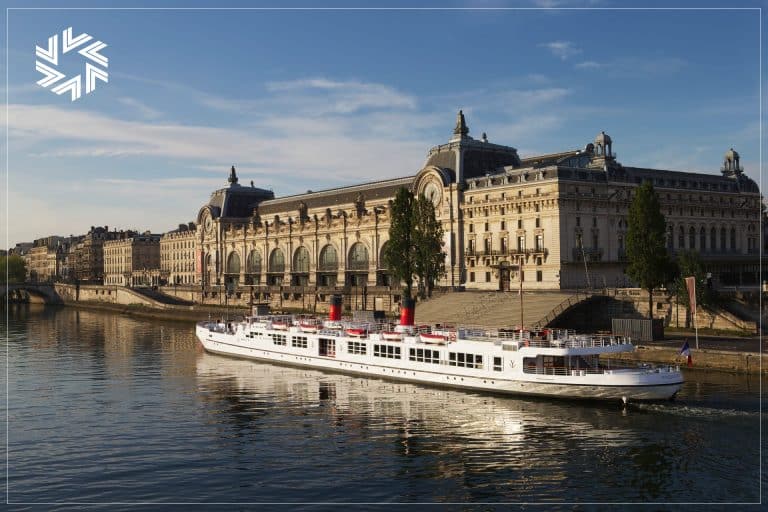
<box><xmin>413</xmin><ymin>194</ymin><xmax>446</xmax><ymax>298</ymax></box>
<box><xmin>0</xmin><ymin>255</ymin><xmax>27</xmax><ymax>284</ymax></box>
<box><xmin>625</xmin><ymin>181</ymin><xmax>672</xmax><ymax>320</ymax></box>
<box><xmin>674</xmin><ymin>250</ymin><xmax>710</xmax><ymax>326</ymax></box>
<box><xmin>384</xmin><ymin>188</ymin><xmax>446</xmax><ymax>300</ymax></box>
<box><xmin>384</xmin><ymin>188</ymin><xmax>417</xmax><ymax>299</ymax></box>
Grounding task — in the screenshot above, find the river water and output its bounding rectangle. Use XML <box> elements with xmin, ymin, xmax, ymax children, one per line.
<box><xmin>4</xmin><ymin>305</ymin><xmax>765</xmax><ymax>507</ymax></box>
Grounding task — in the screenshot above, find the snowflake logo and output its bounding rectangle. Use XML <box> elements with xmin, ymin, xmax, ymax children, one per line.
<box><xmin>35</xmin><ymin>27</ymin><xmax>109</xmax><ymax>102</ymax></box>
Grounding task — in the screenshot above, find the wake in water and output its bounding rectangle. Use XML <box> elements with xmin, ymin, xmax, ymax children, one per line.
<box><xmin>632</xmin><ymin>401</ymin><xmax>763</xmax><ymax>419</ymax></box>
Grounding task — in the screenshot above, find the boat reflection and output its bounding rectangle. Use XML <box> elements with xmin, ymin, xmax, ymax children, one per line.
<box><xmin>195</xmin><ymin>352</ymin><xmax>643</xmax><ymax>474</ymax></box>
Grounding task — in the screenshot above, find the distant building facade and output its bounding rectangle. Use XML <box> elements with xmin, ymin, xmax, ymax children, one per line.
<box><xmin>26</xmin><ymin>236</ymin><xmax>64</xmax><ymax>282</ymax></box>
<box><xmin>104</xmin><ymin>232</ymin><xmax>161</xmax><ymax>286</ymax></box>
<box><xmin>189</xmin><ymin>112</ymin><xmax>762</xmax><ymax>302</ymax></box>
<box><xmin>160</xmin><ymin>223</ymin><xmax>197</xmax><ymax>285</ymax></box>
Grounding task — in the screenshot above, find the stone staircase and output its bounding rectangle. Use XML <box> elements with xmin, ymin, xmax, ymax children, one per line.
<box><xmin>414</xmin><ymin>290</ymin><xmax>574</xmax><ymax>329</ymax></box>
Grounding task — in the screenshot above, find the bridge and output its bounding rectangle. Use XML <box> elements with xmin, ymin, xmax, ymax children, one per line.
<box><xmin>2</xmin><ymin>283</ymin><xmax>63</xmax><ymax>304</ymax></box>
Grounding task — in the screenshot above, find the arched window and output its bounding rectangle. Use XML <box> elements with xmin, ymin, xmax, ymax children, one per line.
<box><xmin>348</xmin><ymin>242</ymin><xmax>369</xmax><ymax>270</ymax></box>
<box><xmin>246</xmin><ymin>250</ymin><xmax>261</xmax><ymax>273</ymax></box>
<box><xmin>730</xmin><ymin>227</ymin><xmax>736</xmax><ymax>250</ymax></box>
<box><xmin>293</xmin><ymin>246</ymin><xmax>310</xmax><ymax>273</ymax></box>
<box><xmin>689</xmin><ymin>226</ymin><xmax>696</xmax><ymax>250</ymax></box>
<box><xmin>678</xmin><ymin>226</ymin><xmax>685</xmax><ymax>249</ymax></box>
<box><xmin>319</xmin><ymin>245</ymin><xmax>338</xmax><ymax>271</ymax></box>
<box><xmin>268</xmin><ymin>248</ymin><xmax>285</xmax><ymax>273</ymax></box>
<box><xmin>720</xmin><ymin>227</ymin><xmax>727</xmax><ymax>250</ymax></box>
<box><xmin>379</xmin><ymin>242</ymin><xmax>390</xmax><ymax>269</ymax></box>
<box><xmin>226</xmin><ymin>252</ymin><xmax>240</xmax><ymax>274</ymax></box>
<box><xmin>711</xmin><ymin>227</ymin><xmax>717</xmax><ymax>251</ymax></box>
<box><xmin>700</xmin><ymin>227</ymin><xmax>706</xmax><ymax>251</ymax></box>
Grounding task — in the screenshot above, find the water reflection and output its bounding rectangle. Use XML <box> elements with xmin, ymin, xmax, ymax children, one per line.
<box><xmin>3</xmin><ymin>305</ymin><xmax>761</xmax><ymax>504</ymax></box>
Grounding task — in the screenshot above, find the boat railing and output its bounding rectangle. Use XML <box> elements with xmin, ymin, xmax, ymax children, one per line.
<box><xmin>523</xmin><ymin>363</ymin><xmax>679</xmax><ymax>376</ymax></box>
<box><xmin>524</xmin><ymin>335</ymin><xmax>632</xmax><ymax>349</ymax></box>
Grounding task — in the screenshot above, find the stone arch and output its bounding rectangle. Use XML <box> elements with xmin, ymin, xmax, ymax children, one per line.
<box><xmin>226</xmin><ymin>251</ymin><xmax>240</xmax><ymax>274</ymax></box>
<box><xmin>348</xmin><ymin>242</ymin><xmax>369</xmax><ymax>270</ymax></box>
<box><xmin>268</xmin><ymin>248</ymin><xmax>285</xmax><ymax>273</ymax></box>
<box><xmin>293</xmin><ymin>246</ymin><xmax>310</xmax><ymax>273</ymax></box>
<box><xmin>318</xmin><ymin>244</ymin><xmax>338</xmax><ymax>271</ymax></box>
<box><xmin>246</xmin><ymin>249</ymin><xmax>262</xmax><ymax>273</ymax></box>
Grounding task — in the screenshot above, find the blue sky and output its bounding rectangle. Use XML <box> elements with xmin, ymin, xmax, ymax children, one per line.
<box><xmin>1</xmin><ymin>1</ymin><xmax>763</xmax><ymax>246</ymax></box>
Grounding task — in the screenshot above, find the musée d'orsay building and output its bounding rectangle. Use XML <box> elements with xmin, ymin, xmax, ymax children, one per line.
<box><xmin>192</xmin><ymin>111</ymin><xmax>762</xmax><ymax>306</ymax></box>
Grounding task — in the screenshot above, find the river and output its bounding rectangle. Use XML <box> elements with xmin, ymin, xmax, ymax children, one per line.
<box><xmin>4</xmin><ymin>305</ymin><xmax>765</xmax><ymax>507</ymax></box>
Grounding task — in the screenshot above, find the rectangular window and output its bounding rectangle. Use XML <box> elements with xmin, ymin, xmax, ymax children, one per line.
<box><xmin>319</xmin><ymin>338</ymin><xmax>336</xmax><ymax>357</ymax></box>
<box><xmin>536</xmin><ymin>270</ymin><xmax>543</xmax><ymax>282</ymax></box>
<box><xmin>469</xmin><ymin>224</ymin><xmax>474</xmax><ymax>233</ymax></box>
<box><xmin>271</xmin><ymin>333</ymin><xmax>287</xmax><ymax>346</ymax></box>
<box><xmin>291</xmin><ymin>336</ymin><xmax>308</xmax><ymax>348</ymax></box>
<box><xmin>470</xmin><ymin>272</ymin><xmax>475</xmax><ymax>282</ymax></box>
<box><xmin>518</xmin><ymin>219</ymin><xmax>523</xmax><ymax>229</ymax></box>
<box><xmin>535</xmin><ymin>218</ymin><xmax>540</xmax><ymax>228</ymax></box>
<box><xmin>576</xmin><ymin>217</ymin><xmax>581</xmax><ymax>227</ymax></box>
<box><xmin>373</xmin><ymin>344</ymin><xmax>401</xmax><ymax>359</ymax></box>
<box><xmin>348</xmin><ymin>341</ymin><xmax>367</xmax><ymax>355</ymax></box>
<box><xmin>493</xmin><ymin>357</ymin><xmax>503</xmax><ymax>371</ymax></box>
<box><xmin>485</xmin><ymin>272</ymin><xmax>491</xmax><ymax>282</ymax></box>
<box><xmin>448</xmin><ymin>352</ymin><xmax>483</xmax><ymax>369</ymax></box>
<box><xmin>409</xmin><ymin>348</ymin><xmax>440</xmax><ymax>364</ymax></box>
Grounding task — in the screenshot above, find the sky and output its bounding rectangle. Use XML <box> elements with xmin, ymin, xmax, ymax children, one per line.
<box><xmin>1</xmin><ymin>1</ymin><xmax>764</xmax><ymax>247</ymax></box>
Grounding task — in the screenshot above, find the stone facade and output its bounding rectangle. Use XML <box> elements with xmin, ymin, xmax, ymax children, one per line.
<box><xmin>173</xmin><ymin>112</ymin><xmax>762</xmax><ymax>308</ymax></box>
<box><xmin>104</xmin><ymin>232</ymin><xmax>161</xmax><ymax>286</ymax></box>
<box><xmin>73</xmin><ymin>226</ymin><xmax>124</xmax><ymax>283</ymax></box>
<box><xmin>26</xmin><ymin>237</ymin><xmax>63</xmax><ymax>282</ymax></box>
<box><xmin>160</xmin><ymin>223</ymin><xmax>197</xmax><ymax>285</ymax></box>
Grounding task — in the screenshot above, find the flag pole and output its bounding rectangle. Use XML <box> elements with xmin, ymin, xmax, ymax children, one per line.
<box><xmin>693</xmin><ymin>302</ymin><xmax>699</xmax><ymax>350</ymax></box>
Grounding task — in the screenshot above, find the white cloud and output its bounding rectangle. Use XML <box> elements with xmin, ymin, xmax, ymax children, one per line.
<box><xmin>117</xmin><ymin>97</ymin><xmax>162</xmax><ymax>120</ymax></box>
<box><xmin>575</xmin><ymin>61</ymin><xmax>602</xmax><ymax>70</ymax></box>
<box><xmin>575</xmin><ymin>57</ymin><xmax>687</xmax><ymax>75</ymax></box>
<box><xmin>539</xmin><ymin>40</ymin><xmax>582</xmax><ymax>60</ymax></box>
<box><xmin>265</xmin><ymin>77</ymin><xmax>418</xmax><ymax>114</ymax></box>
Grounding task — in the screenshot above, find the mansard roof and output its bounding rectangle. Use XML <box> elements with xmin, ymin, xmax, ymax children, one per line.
<box><xmin>257</xmin><ymin>175</ymin><xmax>415</xmax><ymax>216</ymax></box>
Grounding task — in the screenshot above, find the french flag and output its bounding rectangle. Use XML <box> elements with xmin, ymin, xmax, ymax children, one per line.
<box><xmin>680</xmin><ymin>341</ymin><xmax>693</xmax><ymax>367</ymax></box>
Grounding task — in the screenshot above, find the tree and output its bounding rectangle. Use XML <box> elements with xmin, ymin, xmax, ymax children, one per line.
<box><xmin>384</xmin><ymin>188</ymin><xmax>446</xmax><ymax>300</ymax></box>
<box><xmin>0</xmin><ymin>255</ymin><xmax>27</xmax><ymax>284</ymax></box>
<box><xmin>413</xmin><ymin>194</ymin><xmax>446</xmax><ymax>298</ymax></box>
<box><xmin>384</xmin><ymin>188</ymin><xmax>417</xmax><ymax>299</ymax></box>
<box><xmin>625</xmin><ymin>181</ymin><xmax>672</xmax><ymax>320</ymax></box>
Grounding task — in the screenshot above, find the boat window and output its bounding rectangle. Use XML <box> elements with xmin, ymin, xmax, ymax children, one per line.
<box><xmin>493</xmin><ymin>357</ymin><xmax>503</xmax><ymax>371</ymax></box>
<box><xmin>523</xmin><ymin>357</ymin><xmax>538</xmax><ymax>373</ymax></box>
<box><xmin>271</xmin><ymin>333</ymin><xmax>287</xmax><ymax>346</ymax></box>
<box><xmin>448</xmin><ymin>352</ymin><xmax>483</xmax><ymax>369</ymax></box>
<box><xmin>409</xmin><ymin>348</ymin><xmax>440</xmax><ymax>364</ymax></box>
<box><xmin>373</xmin><ymin>344</ymin><xmax>401</xmax><ymax>359</ymax></box>
<box><xmin>319</xmin><ymin>338</ymin><xmax>336</xmax><ymax>358</ymax></box>
<box><xmin>291</xmin><ymin>336</ymin><xmax>308</xmax><ymax>349</ymax></box>
<box><xmin>348</xmin><ymin>341</ymin><xmax>367</xmax><ymax>355</ymax></box>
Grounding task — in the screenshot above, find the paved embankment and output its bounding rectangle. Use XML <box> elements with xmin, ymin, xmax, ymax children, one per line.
<box><xmin>58</xmin><ymin>300</ymin><xmax>248</xmax><ymax>324</ymax></box>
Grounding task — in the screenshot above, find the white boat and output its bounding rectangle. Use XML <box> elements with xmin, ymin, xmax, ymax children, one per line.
<box><xmin>195</xmin><ymin>314</ymin><xmax>683</xmax><ymax>404</ymax></box>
